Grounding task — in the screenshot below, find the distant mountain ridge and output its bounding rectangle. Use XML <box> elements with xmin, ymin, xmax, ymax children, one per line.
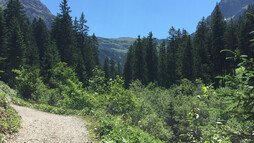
<box><xmin>0</xmin><ymin>0</ymin><xmax>54</xmax><ymax>28</ymax></box>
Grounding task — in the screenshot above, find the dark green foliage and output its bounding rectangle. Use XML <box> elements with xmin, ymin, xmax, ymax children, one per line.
<box><xmin>193</xmin><ymin>17</ymin><xmax>211</xmax><ymax>83</ymax></box>
<box><xmin>133</xmin><ymin>36</ymin><xmax>146</xmax><ymax>83</ymax></box>
<box><xmin>32</xmin><ymin>18</ymin><xmax>50</xmax><ymax>62</ymax></box>
<box><xmin>41</xmin><ymin>41</ymin><xmax>61</xmax><ymax>83</ymax></box>
<box><xmin>4</xmin><ymin>0</ymin><xmax>26</xmax><ymax>28</ymax></box>
<box><xmin>109</xmin><ymin>57</ymin><xmax>115</xmax><ymax>79</ymax></box>
<box><xmin>181</xmin><ymin>36</ymin><xmax>193</xmax><ymax>80</ymax></box>
<box><xmin>158</xmin><ymin>40</ymin><xmax>167</xmax><ymax>87</ymax></box>
<box><xmin>145</xmin><ymin>32</ymin><xmax>158</xmax><ymax>83</ymax></box>
<box><xmin>103</xmin><ymin>57</ymin><xmax>110</xmax><ymax>80</ymax></box>
<box><xmin>211</xmin><ymin>5</ymin><xmax>227</xmax><ymax>80</ymax></box>
<box><xmin>123</xmin><ymin>45</ymin><xmax>134</xmax><ymax>87</ymax></box>
<box><xmin>5</xmin><ymin>18</ymin><xmax>25</xmax><ymax>85</ymax></box>
<box><xmin>0</xmin><ymin>8</ymin><xmax>7</xmax><ymax>78</ymax></box>
<box><xmin>51</xmin><ymin>0</ymin><xmax>77</xmax><ymax>66</ymax></box>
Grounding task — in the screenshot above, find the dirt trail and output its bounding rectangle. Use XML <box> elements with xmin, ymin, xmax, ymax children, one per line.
<box><xmin>6</xmin><ymin>104</ymin><xmax>90</xmax><ymax>143</ymax></box>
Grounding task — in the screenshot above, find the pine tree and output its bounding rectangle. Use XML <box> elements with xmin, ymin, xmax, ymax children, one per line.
<box><xmin>32</xmin><ymin>18</ymin><xmax>50</xmax><ymax>62</ymax></box>
<box><xmin>23</xmin><ymin>19</ymin><xmax>40</xmax><ymax>67</ymax></box>
<box><xmin>110</xmin><ymin>57</ymin><xmax>116</xmax><ymax>79</ymax></box>
<box><xmin>0</xmin><ymin>7</ymin><xmax>7</xmax><ymax>79</ymax></box>
<box><xmin>166</xmin><ymin>27</ymin><xmax>178</xmax><ymax>87</ymax></box>
<box><xmin>181</xmin><ymin>36</ymin><xmax>193</xmax><ymax>80</ymax></box>
<box><xmin>193</xmin><ymin>17</ymin><xmax>211</xmax><ymax>82</ymax></box>
<box><xmin>211</xmin><ymin>4</ymin><xmax>226</xmax><ymax>79</ymax></box>
<box><xmin>4</xmin><ymin>0</ymin><xmax>26</xmax><ymax>28</ymax></box>
<box><xmin>91</xmin><ymin>34</ymin><xmax>100</xmax><ymax>67</ymax></box>
<box><xmin>73</xmin><ymin>13</ymin><xmax>90</xmax><ymax>82</ymax></box>
<box><xmin>133</xmin><ymin>35</ymin><xmax>146</xmax><ymax>83</ymax></box>
<box><xmin>41</xmin><ymin>41</ymin><xmax>61</xmax><ymax>84</ymax></box>
<box><xmin>145</xmin><ymin>32</ymin><xmax>158</xmax><ymax>83</ymax></box>
<box><xmin>6</xmin><ymin>18</ymin><xmax>25</xmax><ymax>85</ymax></box>
<box><xmin>225</xmin><ymin>19</ymin><xmax>240</xmax><ymax>73</ymax></box>
<box><xmin>103</xmin><ymin>57</ymin><xmax>110</xmax><ymax>80</ymax></box>
<box><xmin>51</xmin><ymin>0</ymin><xmax>77</xmax><ymax>66</ymax></box>
<box><xmin>239</xmin><ymin>12</ymin><xmax>254</xmax><ymax>58</ymax></box>
<box><xmin>123</xmin><ymin>45</ymin><xmax>134</xmax><ymax>87</ymax></box>
<box><xmin>116</xmin><ymin>62</ymin><xmax>122</xmax><ymax>77</ymax></box>
<box><xmin>158</xmin><ymin>40</ymin><xmax>167</xmax><ymax>87</ymax></box>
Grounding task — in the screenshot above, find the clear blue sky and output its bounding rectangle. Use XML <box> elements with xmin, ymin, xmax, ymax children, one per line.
<box><xmin>40</xmin><ymin>0</ymin><xmax>221</xmax><ymax>39</ymax></box>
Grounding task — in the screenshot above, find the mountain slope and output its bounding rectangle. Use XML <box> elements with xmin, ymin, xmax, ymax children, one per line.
<box><xmin>0</xmin><ymin>0</ymin><xmax>54</xmax><ymax>28</ymax></box>
<box><xmin>218</xmin><ymin>0</ymin><xmax>254</xmax><ymax>20</ymax></box>
<box><xmin>98</xmin><ymin>37</ymin><xmax>136</xmax><ymax>65</ymax></box>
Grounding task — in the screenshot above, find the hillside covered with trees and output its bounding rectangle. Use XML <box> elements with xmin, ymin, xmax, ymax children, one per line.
<box><xmin>0</xmin><ymin>0</ymin><xmax>254</xmax><ymax>142</ymax></box>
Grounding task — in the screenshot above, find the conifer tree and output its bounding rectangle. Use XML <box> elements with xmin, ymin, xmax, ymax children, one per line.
<box><xmin>133</xmin><ymin>35</ymin><xmax>146</xmax><ymax>83</ymax></box>
<box><xmin>110</xmin><ymin>57</ymin><xmax>116</xmax><ymax>79</ymax></box>
<box><xmin>91</xmin><ymin>34</ymin><xmax>100</xmax><ymax>67</ymax></box>
<box><xmin>6</xmin><ymin>18</ymin><xmax>25</xmax><ymax>85</ymax></box>
<box><xmin>193</xmin><ymin>18</ymin><xmax>211</xmax><ymax>82</ymax></box>
<box><xmin>0</xmin><ymin>8</ymin><xmax>7</xmax><ymax>79</ymax></box>
<box><xmin>116</xmin><ymin>62</ymin><xmax>122</xmax><ymax>76</ymax></box>
<box><xmin>41</xmin><ymin>41</ymin><xmax>61</xmax><ymax>83</ymax></box>
<box><xmin>103</xmin><ymin>57</ymin><xmax>110</xmax><ymax>80</ymax></box>
<box><xmin>211</xmin><ymin>4</ymin><xmax>226</xmax><ymax>79</ymax></box>
<box><xmin>51</xmin><ymin>0</ymin><xmax>77</xmax><ymax>66</ymax></box>
<box><xmin>166</xmin><ymin>27</ymin><xmax>178</xmax><ymax>86</ymax></box>
<box><xmin>4</xmin><ymin>0</ymin><xmax>26</xmax><ymax>28</ymax></box>
<box><xmin>181</xmin><ymin>36</ymin><xmax>193</xmax><ymax>80</ymax></box>
<box><xmin>123</xmin><ymin>45</ymin><xmax>134</xmax><ymax>87</ymax></box>
<box><xmin>158</xmin><ymin>40</ymin><xmax>167</xmax><ymax>87</ymax></box>
<box><xmin>239</xmin><ymin>13</ymin><xmax>254</xmax><ymax>58</ymax></box>
<box><xmin>225</xmin><ymin>20</ymin><xmax>240</xmax><ymax>73</ymax></box>
<box><xmin>33</xmin><ymin>18</ymin><xmax>50</xmax><ymax>62</ymax></box>
<box><xmin>23</xmin><ymin>19</ymin><xmax>40</xmax><ymax>67</ymax></box>
<box><xmin>145</xmin><ymin>32</ymin><xmax>158</xmax><ymax>83</ymax></box>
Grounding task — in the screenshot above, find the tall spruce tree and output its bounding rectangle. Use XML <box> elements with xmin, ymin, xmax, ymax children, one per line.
<box><xmin>181</xmin><ymin>36</ymin><xmax>193</xmax><ymax>80</ymax></box>
<box><xmin>110</xmin><ymin>57</ymin><xmax>116</xmax><ymax>79</ymax></box>
<box><xmin>33</xmin><ymin>18</ymin><xmax>50</xmax><ymax>62</ymax></box>
<box><xmin>193</xmin><ymin>17</ymin><xmax>211</xmax><ymax>82</ymax></box>
<box><xmin>0</xmin><ymin>8</ymin><xmax>7</xmax><ymax>79</ymax></box>
<box><xmin>158</xmin><ymin>40</ymin><xmax>167</xmax><ymax>87</ymax></box>
<box><xmin>41</xmin><ymin>41</ymin><xmax>61</xmax><ymax>84</ymax></box>
<box><xmin>91</xmin><ymin>34</ymin><xmax>100</xmax><ymax>67</ymax></box>
<box><xmin>225</xmin><ymin>20</ymin><xmax>240</xmax><ymax>73</ymax></box>
<box><xmin>6</xmin><ymin>18</ymin><xmax>25</xmax><ymax>85</ymax></box>
<box><xmin>166</xmin><ymin>27</ymin><xmax>178</xmax><ymax>87</ymax></box>
<box><xmin>123</xmin><ymin>45</ymin><xmax>134</xmax><ymax>87</ymax></box>
<box><xmin>211</xmin><ymin>4</ymin><xmax>227</xmax><ymax>79</ymax></box>
<box><xmin>239</xmin><ymin>12</ymin><xmax>254</xmax><ymax>58</ymax></box>
<box><xmin>103</xmin><ymin>57</ymin><xmax>110</xmax><ymax>80</ymax></box>
<box><xmin>133</xmin><ymin>35</ymin><xmax>146</xmax><ymax>83</ymax></box>
<box><xmin>145</xmin><ymin>32</ymin><xmax>158</xmax><ymax>83</ymax></box>
<box><xmin>51</xmin><ymin>0</ymin><xmax>77</xmax><ymax>66</ymax></box>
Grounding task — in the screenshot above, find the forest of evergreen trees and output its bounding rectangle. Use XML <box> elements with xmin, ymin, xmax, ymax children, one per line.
<box><xmin>1</xmin><ymin>0</ymin><xmax>254</xmax><ymax>142</ymax></box>
<box><xmin>123</xmin><ymin>5</ymin><xmax>254</xmax><ymax>88</ymax></box>
<box><xmin>0</xmin><ymin>0</ymin><xmax>101</xmax><ymax>87</ymax></box>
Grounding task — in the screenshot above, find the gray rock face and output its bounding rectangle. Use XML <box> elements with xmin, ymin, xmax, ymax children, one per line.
<box><xmin>219</xmin><ymin>0</ymin><xmax>254</xmax><ymax>19</ymax></box>
<box><xmin>0</xmin><ymin>0</ymin><xmax>55</xmax><ymax>28</ymax></box>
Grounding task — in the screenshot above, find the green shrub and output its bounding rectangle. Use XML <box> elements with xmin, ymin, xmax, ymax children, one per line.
<box><xmin>0</xmin><ymin>87</ymin><xmax>21</xmax><ymax>140</ymax></box>
<box><xmin>97</xmin><ymin>114</ymin><xmax>164</xmax><ymax>143</ymax></box>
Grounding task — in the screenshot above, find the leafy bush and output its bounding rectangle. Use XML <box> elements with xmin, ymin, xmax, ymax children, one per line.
<box><xmin>14</xmin><ymin>66</ymin><xmax>48</xmax><ymax>101</ymax></box>
<box><xmin>97</xmin><ymin>114</ymin><xmax>163</xmax><ymax>143</ymax></box>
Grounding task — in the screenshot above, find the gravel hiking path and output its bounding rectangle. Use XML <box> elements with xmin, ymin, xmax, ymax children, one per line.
<box><xmin>6</xmin><ymin>104</ymin><xmax>91</xmax><ymax>143</ymax></box>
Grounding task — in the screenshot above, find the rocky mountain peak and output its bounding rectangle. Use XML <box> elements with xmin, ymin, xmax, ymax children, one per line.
<box><xmin>0</xmin><ymin>0</ymin><xmax>55</xmax><ymax>28</ymax></box>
